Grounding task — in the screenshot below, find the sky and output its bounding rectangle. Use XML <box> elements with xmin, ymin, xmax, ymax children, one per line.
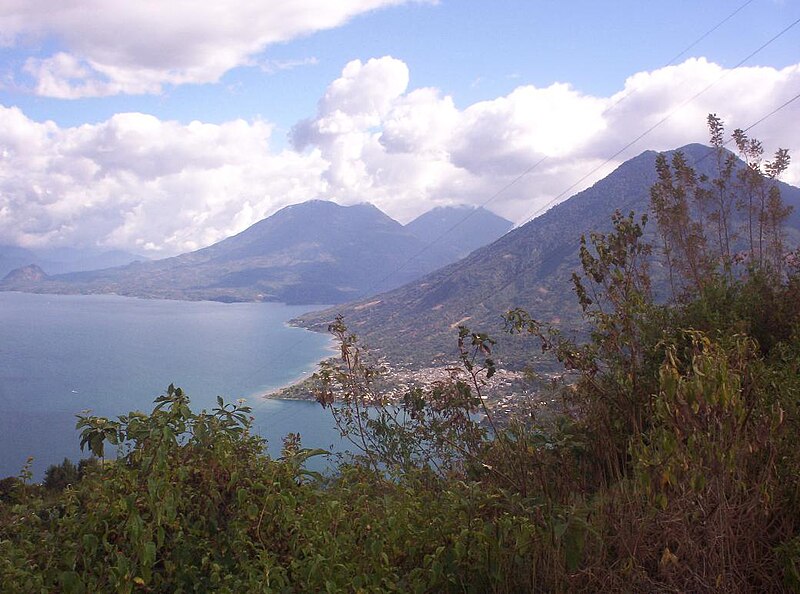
<box><xmin>1</xmin><ymin>0</ymin><xmax>799</xmax><ymax>257</ymax></box>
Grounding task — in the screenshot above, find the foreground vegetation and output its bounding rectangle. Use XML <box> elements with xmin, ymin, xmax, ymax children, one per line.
<box><xmin>2</xmin><ymin>118</ymin><xmax>800</xmax><ymax>592</ymax></box>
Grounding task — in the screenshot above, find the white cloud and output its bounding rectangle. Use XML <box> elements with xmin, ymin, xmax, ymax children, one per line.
<box><xmin>292</xmin><ymin>56</ymin><xmax>800</xmax><ymax>224</ymax></box>
<box><xmin>1</xmin><ymin>57</ymin><xmax>799</xmax><ymax>256</ymax></box>
<box><xmin>381</xmin><ymin>87</ymin><xmax>459</xmax><ymax>156</ymax></box>
<box><xmin>449</xmin><ymin>83</ymin><xmax>608</xmax><ymax>175</ymax></box>
<box><xmin>259</xmin><ymin>57</ymin><xmax>320</xmax><ymax>75</ymax></box>
<box><xmin>1</xmin><ymin>0</ymin><xmax>425</xmax><ymax>98</ymax></box>
<box><xmin>0</xmin><ymin>105</ymin><xmax>328</xmax><ymax>254</ymax></box>
<box><xmin>293</xmin><ymin>57</ymin><xmax>411</xmax><ymax>147</ymax></box>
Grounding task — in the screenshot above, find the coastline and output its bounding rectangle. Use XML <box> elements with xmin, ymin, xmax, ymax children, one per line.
<box><xmin>260</xmin><ymin>368</ymin><xmax>326</xmax><ymax>401</ymax></box>
<box><xmin>260</xmin><ymin>328</ymin><xmax>338</xmax><ymax>401</ymax></box>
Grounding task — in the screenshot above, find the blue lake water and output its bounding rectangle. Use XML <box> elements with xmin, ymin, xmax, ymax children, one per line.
<box><xmin>0</xmin><ymin>292</ymin><xmax>342</xmax><ymax>479</ymax></box>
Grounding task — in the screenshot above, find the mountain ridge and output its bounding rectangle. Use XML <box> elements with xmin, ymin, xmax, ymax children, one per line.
<box><xmin>294</xmin><ymin>144</ymin><xmax>800</xmax><ymax>367</ymax></box>
<box><xmin>1</xmin><ymin>200</ymin><xmax>512</xmax><ymax>305</ymax></box>
<box><xmin>0</xmin><ymin>246</ymin><xmax>145</xmax><ymax>278</ymax></box>
<box><xmin>405</xmin><ymin>205</ymin><xmax>513</xmax><ymax>261</ymax></box>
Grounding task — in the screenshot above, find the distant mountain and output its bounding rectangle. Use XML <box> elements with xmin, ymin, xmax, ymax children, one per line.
<box><xmin>295</xmin><ymin>144</ymin><xmax>800</xmax><ymax>367</ymax></box>
<box><xmin>1</xmin><ymin>200</ymin><xmax>502</xmax><ymax>304</ymax></box>
<box><xmin>0</xmin><ymin>245</ymin><xmax>40</xmax><ymax>278</ymax></box>
<box><xmin>3</xmin><ymin>263</ymin><xmax>47</xmax><ymax>283</ymax></box>
<box><xmin>0</xmin><ymin>245</ymin><xmax>145</xmax><ymax>277</ymax></box>
<box><xmin>33</xmin><ymin>248</ymin><xmax>148</xmax><ymax>275</ymax></box>
<box><xmin>405</xmin><ymin>206</ymin><xmax>513</xmax><ymax>260</ymax></box>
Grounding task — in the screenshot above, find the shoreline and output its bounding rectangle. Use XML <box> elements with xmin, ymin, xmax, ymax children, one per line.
<box><xmin>259</xmin><ymin>369</ymin><xmax>324</xmax><ymax>401</ymax></box>
<box><xmin>259</xmin><ymin>330</ymin><xmax>338</xmax><ymax>401</ymax></box>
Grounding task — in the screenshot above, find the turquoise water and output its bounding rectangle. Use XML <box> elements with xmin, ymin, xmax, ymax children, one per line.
<box><xmin>0</xmin><ymin>292</ymin><xmax>341</xmax><ymax>479</ymax></box>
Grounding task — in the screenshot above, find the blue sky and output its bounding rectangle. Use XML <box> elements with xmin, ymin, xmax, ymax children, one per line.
<box><xmin>1</xmin><ymin>0</ymin><xmax>799</xmax><ymax>255</ymax></box>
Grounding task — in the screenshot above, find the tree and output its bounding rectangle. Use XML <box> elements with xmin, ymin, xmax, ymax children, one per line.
<box><xmin>42</xmin><ymin>457</ymin><xmax>79</xmax><ymax>492</ymax></box>
<box><xmin>650</xmin><ymin>115</ymin><xmax>793</xmax><ymax>297</ymax></box>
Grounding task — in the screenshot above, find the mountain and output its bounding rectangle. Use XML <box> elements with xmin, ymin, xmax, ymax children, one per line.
<box><xmin>0</xmin><ymin>245</ymin><xmax>40</xmax><ymax>278</ymax></box>
<box><xmin>405</xmin><ymin>206</ymin><xmax>513</xmax><ymax>261</ymax></box>
<box><xmin>0</xmin><ymin>245</ymin><xmax>145</xmax><ymax>277</ymax></box>
<box><xmin>32</xmin><ymin>248</ymin><xmax>148</xmax><ymax>275</ymax></box>
<box><xmin>295</xmin><ymin>144</ymin><xmax>800</xmax><ymax>367</ymax></box>
<box><xmin>1</xmin><ymin>200</ymin><xmax>499</xmax><ymax>304</ymax></box>
<box><xmin>3</xmin><ymin>263</ymin><xmax>47</xmax><ymax>283</ymax></box>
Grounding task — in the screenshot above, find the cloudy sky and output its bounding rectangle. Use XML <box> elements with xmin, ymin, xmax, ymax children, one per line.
<box><xmin>1</xmin><ymin>0</ymin><xmax>799</xmax><ymax>257</ymax></box>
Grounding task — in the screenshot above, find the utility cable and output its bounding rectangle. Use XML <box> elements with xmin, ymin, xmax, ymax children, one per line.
<box><xmin>465</xmin><ymin>89</ymin><xmax>800</xmax><ymax>320</ymax></box>
<box><xmin>238</xmin><ymin>3</ymin><xmax>796</xmax><ymax>410</ymax></box>
<box><xmin>327</xmin><ymin>0</ymin><xmax>766</xmax><ymax>298</ymax></box>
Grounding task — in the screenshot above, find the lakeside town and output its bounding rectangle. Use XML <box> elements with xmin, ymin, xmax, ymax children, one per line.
<box><xmin>265</xmin><ymin>358</ymin><xmax>565</xmax><ymax>424</ymax></box>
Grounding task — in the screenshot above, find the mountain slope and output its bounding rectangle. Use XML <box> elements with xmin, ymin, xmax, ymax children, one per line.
<box><xmin>1</xmin><ymin>200</ymin><xmax>482</xmax><ymax>304</ymax></box>
<box><xmin>295</xmin><ymin>144</ymin><xmax>800</xmax><ymax>367</ymax></box>
<box><xmin>405</xmin><ymin>206</ymin><xmax>513</xmax><ymax>261</ymax></box>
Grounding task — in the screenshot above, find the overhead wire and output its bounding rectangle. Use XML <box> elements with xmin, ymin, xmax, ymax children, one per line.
<box><xmin>241</xmin><ymin>0</ymin><xmax>782</xmax><ymax>395</ymax></box>
<box><xmin>516</xmin><ymin>12</ymin><xmax>800</xmax><ymax>229</ymax></box>
<box><xmin>464</xmin><ymin>91</ymin><xmax>800</xmax><ymax>322</ymax></box>
<box><xmin>352</xmin><ymin>0</ymin><xmax>766</xmax><ymax>296</ymax></box>
<box><xmin>238</xmin><ymin>3</ymin><xmax>798</xmax><ymax>434</ymax></box>
<box><xmin>423</xmin><ymin>11</ymin><xmax>800</xmax><ymax>324</ymax></box>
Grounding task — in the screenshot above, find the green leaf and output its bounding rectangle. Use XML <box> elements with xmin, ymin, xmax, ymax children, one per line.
<box><xmin>82</xmin><ymin>533</ymin><xmax>99</xmax><ymax>556</ymax></box>
<box><xmin>59</xmin><ymin>571</ymin><xmax>83</xmax><ymax>594</ymax></box>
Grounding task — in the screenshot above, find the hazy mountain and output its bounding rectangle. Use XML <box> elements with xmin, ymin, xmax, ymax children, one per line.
<box><xmin>2</xmin><ymin>263</ymin><xmax>47</xmax><ymax>283</ymax></box>
<box><xmin>295</xmin><ymin>144</ymin><xmax>800</xmax><ymax>367</ymax></box>
<box><xmin>0</xmin><ymin>245</ymin><xmax>145</xmax><ymax>277</ymax></box>
<box><xmin>405</xmin><ymin>206</ymin><xmax>513</xmax><ymax>261</ymax></box>
<box><xmin>0</xmin><ymin>245</ymin><xmax>40</xmax><ymax>278</ymax></box>
<box><xmin>32</xmin><ymin>248</ymin><xmax>148</xmax><ymax>274</ymax></box>
<box><xmin>1</xmin><ymin>200</ymin><xmax>495</xmax><ymax>304</ymax></box>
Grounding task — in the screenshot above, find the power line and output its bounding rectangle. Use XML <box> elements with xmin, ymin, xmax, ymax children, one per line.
<box><xmin>600</xmin><ymin>0</ymin><xmax>758</xmax><ymax>121</ymax></box>
<box><xmin>742</xmin><ymin>90</ymin><xmax>800</xmax><ymax>134</ymax></box>
<box><xmin>253</xmin><ymin>98</ymin><xmax>795</xmax><ymax>414</ymax></box>
<box><xmin>334</xmin><ymin>0</ymin><xmax>765</xmax><ymax>297</ymax></box>
<box><xmin>239</xmin><ymin>3</ymin><xmax>796</xmax><ymax>402</ymax></box>
<box><xmin>685</xmin><ymin>89</ymin><xmax>800</xmax><ymax>172</ymax></box>
<box><xmin>420</xmin><ymin>14</ymin><xmax>800</xmax><ymax>325</ymax></box>
<box><xmin>466</xmin><ymin>89</ymin><xmax>800</xmax><ymax>318</ymax></box>
<box><xmin>663</xmin><ymin>0</ymin><xmax>756</xmax><ymax>66</ymax></box>
<box><xmin>516</xmin><ymin>12</ymin><xmax>800</xmax><ymax>229</ymax></box>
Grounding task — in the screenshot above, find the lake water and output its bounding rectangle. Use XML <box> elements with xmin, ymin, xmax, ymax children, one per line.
<box><xmin>0</xmin><ymin>292</ymin><xmax>342</xmax><ymax>479</ymax></box>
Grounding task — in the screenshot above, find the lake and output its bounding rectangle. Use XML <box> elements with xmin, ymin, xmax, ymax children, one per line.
<box><xmin>0</xmin><ymin>292</ymin><xmax>342</xmax><ymax>479</ymax></box>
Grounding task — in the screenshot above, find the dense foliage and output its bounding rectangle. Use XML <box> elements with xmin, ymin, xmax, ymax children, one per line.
<box><xmin>2</xmin><ymin>118</ymin><xmax>799</xmax><ymax>592</ymax></box>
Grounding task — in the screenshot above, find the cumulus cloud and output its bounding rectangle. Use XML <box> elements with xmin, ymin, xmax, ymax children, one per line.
<box><xmin>293</xmin><ymin>57</ymin><xmax>411</xmax><ymax>148</ymax></box>
<box><xmin>449</xmin><ymin>83</ymin><xmax>608</xmax><ymax>175</ymax></box>
<box><xmin>1</xmin><ymin>56</ymin><xmax>799</xmax><ymax>256</ymax></box>
<box><xmin>1</xmin><ymin>0</ymin><xmax>424</xmax><ymax>98</ymax></box>
<box><xmin>0</xmin><ymin>105</ymin><xmax>327</xmax><ymax>254</ymax></box>
<box><xmin>292</xmin><ymin>56</ymin><xmax>800</xmax><ymax>224</ymax></box>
